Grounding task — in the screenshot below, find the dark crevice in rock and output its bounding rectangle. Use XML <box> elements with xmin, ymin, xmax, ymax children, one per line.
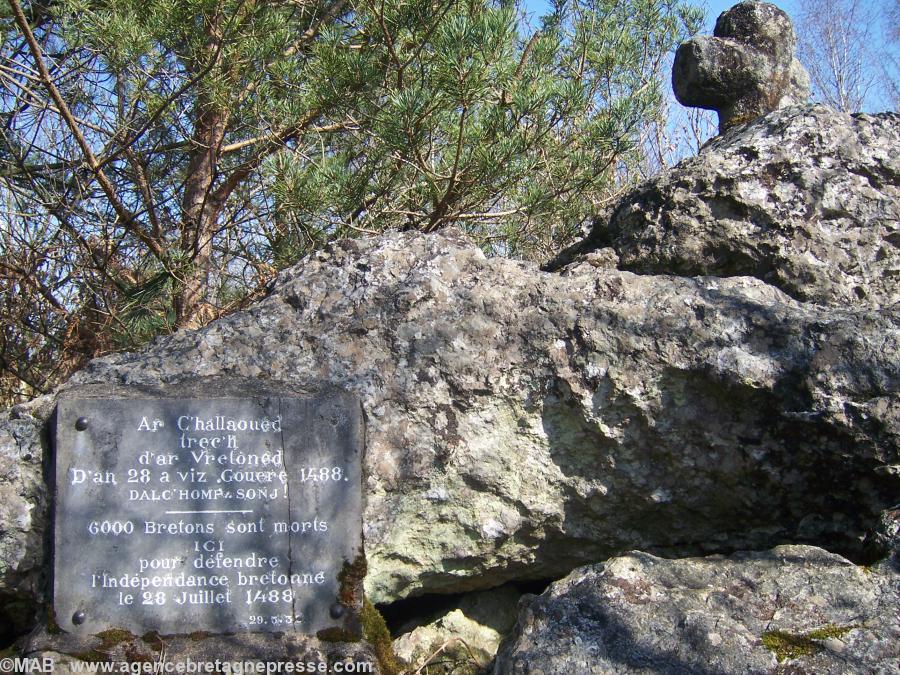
<box><xmin>378</xmin><ymin>593</ymin><xmax>462</xmax><ymax>635</ymax></box>
<box><xmin>0</xmin><ymin>601</ymin><xmax>21</xmax><ymax>650</ymax></box>
<box><xmin>378</xmin><ymin>578</ymin><xmax>554</xmax><ymax>637</ymax></box>
<box><xmin>0</xmin><ymin>592</ymin><xmax>44</xmax><ymax>653</ymax></box>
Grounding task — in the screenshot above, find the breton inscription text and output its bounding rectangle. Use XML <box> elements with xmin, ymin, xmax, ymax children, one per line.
<box><xmin>54</xmin><ymin>394</ymin><xmax>363</xmax><ymax>636</ymax></box>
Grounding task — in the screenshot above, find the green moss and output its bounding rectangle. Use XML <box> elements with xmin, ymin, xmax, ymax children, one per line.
<box><xmin>317</xmin><ymin>598</ymin><xmax>401</xmax><ymax>674</ymax></box>
<box><xmin>95</xmin><ymin>628</ymin><xmax>135</xmax><ymax>649</ymax></box>
<box><xmin>762</xmin><ymin>624</ymin><xmax>857</xmax><ymax>663</ymax></box>
<box><xmin>316</xmin><ymin>627</ymin><xmax>358</xmax><ymax>642</ymax></box>
<box><xmin>761</xmin><ymin>631</ymin><xmax>817</xmax><ymax>662</ymax></box>
<box><xmin>141</xmin><ymin>631</ymin><xmax>163</xmax><ymax>649</ymax></box>
<box><xmin>361</xmin><ymin>598</ymin><xmax>402</xmax><ymax>675</ymax></box>
<box><xmin>806</xmin><ymin>625</ymin><xmax>856</xmax><ymax>641</ymax></box>
<box><xmin>71</xmin><ymin>652</ymin><xmax>100</xmax><ymax>662</ymax></box>
<box><xmin>337</xmin><ymin>551</ymin><xmax>367</xmax><ymax>608</ymax></box>
<box><xmin>69</xmin><ymin>628</ymin><xmax>137</xmax><ymax>662</ymax></box>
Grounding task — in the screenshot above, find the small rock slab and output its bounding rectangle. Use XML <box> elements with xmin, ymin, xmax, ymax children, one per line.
<box><xmin>52</xmin><ymin>380</ymin><xmax>364</xmax><ymax>637</ymax></box>
<box><xmin>494</xmin><ymin>545</ymin><xmax>900</xmax><ymax>674</ymax></box>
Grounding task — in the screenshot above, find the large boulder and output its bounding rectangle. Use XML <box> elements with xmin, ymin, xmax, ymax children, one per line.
<box><xmin>2</xmin><ymin>227</ymin><xmax>897</xmax><ymax>621</ymax></box>
<box><xmin>494</xmin><ymin>545</ymin><xmax>899</xmax><ymax>674</ymax></box>
<box><xmin>547</xmin><ymin>106</ymin><xmax>900</xmax><ymax>310</ymax></box>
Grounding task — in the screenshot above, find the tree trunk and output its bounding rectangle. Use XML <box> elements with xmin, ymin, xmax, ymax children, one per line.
<box><xmin>174</xmin><ymin>13</ymin><xmax>228</xmax><ymax>330</ymax></box>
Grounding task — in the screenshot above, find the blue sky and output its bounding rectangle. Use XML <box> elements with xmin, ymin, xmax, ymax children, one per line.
<box><xmin>520</xmin><ymin>0</ymin><xmax>801</xmax><ymax>31</ymax></box>
<box><xmin>519</xmin><ymin>0</ymin><xmax>897</xmax><ymax>112</ymax></box>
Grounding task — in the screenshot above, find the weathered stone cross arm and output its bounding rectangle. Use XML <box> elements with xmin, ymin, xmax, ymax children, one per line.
<box><xmin>673</xmin><ymin>1</ymin><xmax>810</xmax><ymax>133</ymax></box>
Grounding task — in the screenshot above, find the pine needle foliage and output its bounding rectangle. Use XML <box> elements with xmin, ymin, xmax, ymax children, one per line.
<box><xmin>273</xmin><ymin>0</ymin><xmax>703</xmax><ymax>258</ymax></box>
<box><xmin>0</xmin><ymin>0</ymin><xmax>702</xmax><ymax>404</ymax></box>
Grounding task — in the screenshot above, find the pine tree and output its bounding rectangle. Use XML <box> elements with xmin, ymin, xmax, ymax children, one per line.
<box><xmin>0</xmin><ymin>0</ymin><xmax>702</xmax><ymax>404</ymax></box>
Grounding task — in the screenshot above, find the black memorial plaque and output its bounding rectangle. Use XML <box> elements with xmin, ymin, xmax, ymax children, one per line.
<box><xmin>53</xmin><ymin>387</ymin><xmax>363</xmax><ymax>636</ymax></box>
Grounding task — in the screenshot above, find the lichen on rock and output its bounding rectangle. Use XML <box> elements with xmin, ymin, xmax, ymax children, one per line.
<box><xmin>494</xmin><ymin>546</ymin><xmax>898</xmax><ymax>674</ymax></box>
<box><xmin>548</xmin><ymin>105</ymin><xmax>899</xmax><ymax>311</ymax></box>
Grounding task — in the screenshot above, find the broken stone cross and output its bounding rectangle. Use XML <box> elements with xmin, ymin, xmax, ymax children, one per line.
<box><xmin>672</xmin><ymin>1</ymin><xmax>810</xmax><ymax>133</ymax></box>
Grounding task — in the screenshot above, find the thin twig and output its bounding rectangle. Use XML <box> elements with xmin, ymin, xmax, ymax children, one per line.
<box><xmin>412</xmin><ymin>637</ymin><xmax>485</xmax><ymax>674</ymax></box>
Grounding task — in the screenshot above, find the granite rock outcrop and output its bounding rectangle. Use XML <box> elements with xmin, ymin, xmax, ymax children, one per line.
<box><xmin>494</xmin><ymin>545</ymin><xmax>899</xmax><ymax>674</ymax></box>
<box><xmin>2</xmin><ymin>224</ymin><xmax>897</xmax><ymax>624</ymax></box>
<box><xmin>547</xmin><ymin>106</ymin><xmax>899</xmax><ymax>311</ymax></box>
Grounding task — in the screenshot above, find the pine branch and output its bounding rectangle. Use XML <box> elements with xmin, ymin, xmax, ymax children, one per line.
<box><xmin>6</xmin><ymin>0</ymin><xmax>166</xmax><ymax>261</ymax></box>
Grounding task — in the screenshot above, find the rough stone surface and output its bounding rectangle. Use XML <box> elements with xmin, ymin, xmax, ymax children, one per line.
<box><xmin>865</xmin><ymin>508</ymin><xmax>900</xmax><ymax>572</ymax></box>
<box><xmin>549</xmin><ymin>105</ymin><xmax>900</xmax><ymax>310</ymax></box>
<box><xmin>393</xmin><ymin>585</ymin><xmax>520</xmax><ymax>673</ymax></box>
<box><xmin>394</xmin><ymin>609</ymin><xmax>496</xmax><ymax>673</ymax></box>
<box><xmin>0</xmin><ymin>401</ymin><xmax>51</xmax><ymax>639</ymax></box>
<box><xmin>494</xmin><ymin>545</ymin><xmax>899</xmax><ymax>674</ymax></box>
<box><xmin>1</xmin><ymin>226</ymin><xmax>897</xmax><ymax>617</ymax></box>
<box><xmin>673</xmin><ymin>1</ymin><xmax>809</xmax><ymax>131</ymax></box>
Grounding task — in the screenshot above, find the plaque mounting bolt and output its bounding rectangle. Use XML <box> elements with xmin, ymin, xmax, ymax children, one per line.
<box><xmin>75</xmin><ymin>417</ymin><xmax>89</xmax><ymax>431</ymax></box>
<box><xmin>72</xmin><ymin>611</ymin><xmax>86</xmax><ymax>625</ymax></box>
<box><xmin>329</xmin><ymin>603</ymin><xmax>346</xmax><ymax>619</ymax></box>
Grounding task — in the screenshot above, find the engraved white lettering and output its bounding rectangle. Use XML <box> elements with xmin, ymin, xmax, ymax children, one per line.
<box><xmin>193</xmin><ymin>551</ymin><xmax>279</xmax><ymax>570</ymax></box>
<box><xmin>137</xmin><ymin>417</ymin><xmax>164</xmax><ymax>432</ymax></box>
<box><xmin>144</xmin><ymin>520</ymin><xmax>215</xmax><ymax>535</ymax></box>
<box><xmin>272</xmin><ymin>519</ymin><xmax>328</xmax><ymax>534</ymax></box>
<box><xmin>71</xmin><ymin>468</ymin><xmax>117</xmax><ymax>485</ymax></box>
<box><xmin>57</xmin><ymin>398</ymin><xmax>357</xmax><ymax>632</ymax></box>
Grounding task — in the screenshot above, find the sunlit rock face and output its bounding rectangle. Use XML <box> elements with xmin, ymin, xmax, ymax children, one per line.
<box><xmin>5</xmin><ymin>224</ymin><xmax>896</xmax><ymax>616</ymax></box>
<box><xmin>494</xmin><ymin>545</ymin><xmax>899</xmax><ymax>675</ymax></box>
<box><xmin>549</xmin><ymin>105</ymin><xmax>899</xmax><ymax>311</ymax></box>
